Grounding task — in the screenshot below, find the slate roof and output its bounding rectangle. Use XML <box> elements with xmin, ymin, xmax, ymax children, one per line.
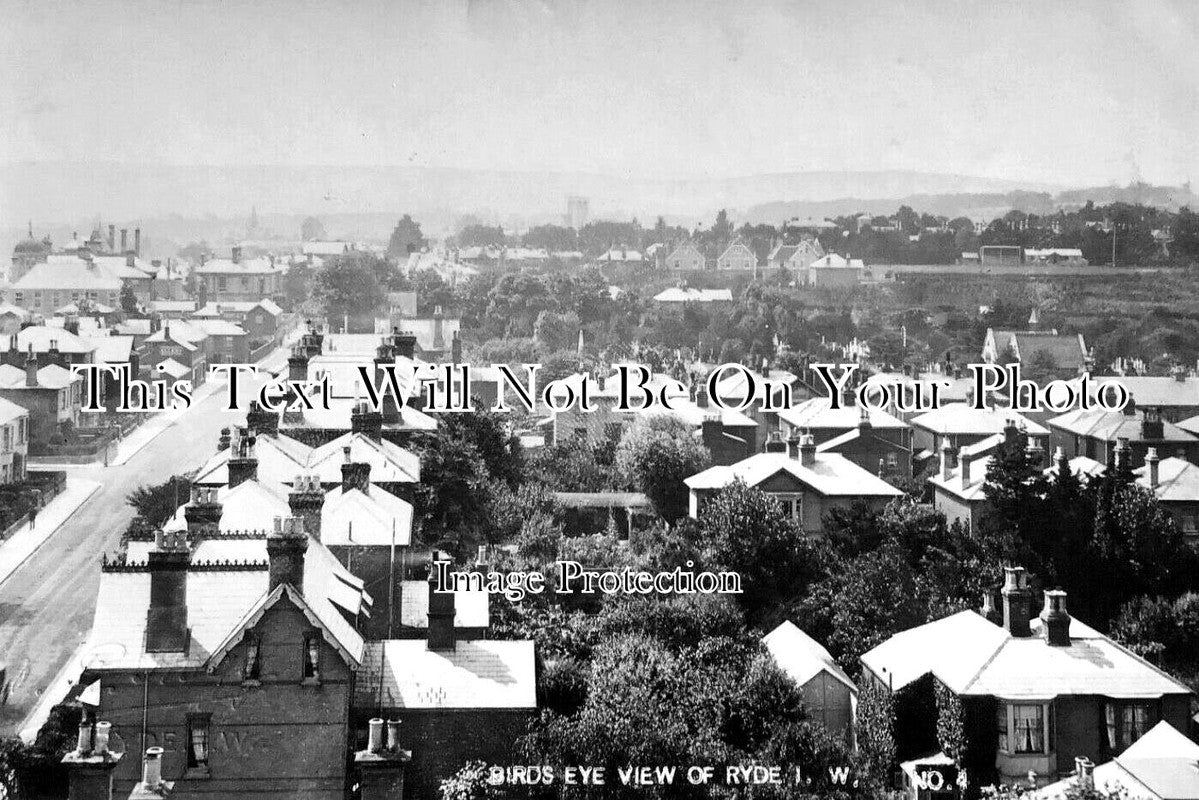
<box><xmin>763</xmin><ymin>621</ymin><xmax>856</xmax><ymax>693</ymax></box>
<box><xmin>355</xmin><ymin>640</ymin><xmax>536</xmax><ymax>709</ymax></box>
<box><xmin>1048</xmin><ymin>409</ymin><xmax>1194</xmax><ymax>444</ymax></box>
<box><xmin>910</xmin><ymin>403</ymin><xmax>1049</xmax><ymax>437</ymax></box>
<box><xmin>861</xmin><ymin>610</ymin><xmax>1191</xmax><ymax>700</ymax></box>
<box><xmin>0</xmin><ymin>396</ymin><xmax>28</xmax><ymax>426</ymax></box>
<box><xmin>927</xmin><ymin>434</ymin><xmax>1002</xmax><ymax>501</ymax></box>
<box><xmin>0</xmin><ymin>363</ymin><xmax>79</xmax><ymax>389</ymax></box>
<box><xmin>308</xmin><ymin>432</ymin><xmax>421</xmax><ymax>484</ymax></box>
<box><xmin>398</xmin><ymin>580</ymin><xmax>490</xmax><ymax>629</ymax></box>
<box><xmin>1043</xmin><ymin>721</ymin><xmax>1199</xmax><ymax>800</ymax></box>
<box><xmin>320</xmin><ymin>485</ymin><xmax>414</xmax><ymax>547</ymax></box>
<box><xmin>1134</xmin><ymin>456</ymin><xmax>1199</xmax><ymax>503</ymax></box>
<box><xmin>0</xmin><ymin>325</ymin><xmax>96</xmax><ymax>354</ymax></box>
<box><xmin>779</xmin><ymin>398</ymin><xmax>907</xmax><ymax>433</ymax></box>
<box><xmin>653</xmin><ymin>288</ymin><xmax>733</xmax><ymax>303</ymax></box>
<box><xmin>194</xmin><ymin>257</ymin><xmax>278</xmax><ymax>275</ymax></box>
<box><xmin>1103</xmin><ymin>376</ymin><xmax>1199</xmax><ymax>409</ymax></box>
<box><xmin>685</xmin><ymin>451</ymin><xmax>903</xmax><ymax>498</ymax></box>
<box><xmin>11</xmin><ymin>259</ymin><xmax>122</xmax><ymax>292</ymax></box>
<box><xmin>192</xmin><ymin>435</ymin><xmax>314</xmax><ymax>487</ymax></box>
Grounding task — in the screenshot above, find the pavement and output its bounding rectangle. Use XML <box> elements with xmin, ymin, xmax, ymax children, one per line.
<box><xmin>0</xmin><ymin>478</ymin><xmax>102</xmax><ymax>589</ymax></box>
<box><xmin>0</xmin><ymin>343</ymin><xmax>295</xmax><ymax>738</ymax></box>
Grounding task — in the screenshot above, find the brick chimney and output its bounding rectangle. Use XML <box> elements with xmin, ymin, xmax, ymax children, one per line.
<box><xmin>432</xmin><ymin>306</ymin><xmax>445</xmax><ymax>351</ymax></box>
<box><xmin>939</xmin><ymin>441</ymin><xmax>956</xmax><ymax>481</ymax></box>
<box><xmin>107</xmin><ymin>224</ymin><xmax>115</xmax><ymax>252</ymax></box>
<box><xmin>355</xmin><ymin>718</ymin><xmax>410</xmax><ymax>800</ymax></box>
<box><xmin>134</xmin><ymin>227</ymin><xmax>141</xmax><ymax>257</ymax></box>
<box><xmin>230</xmin><ymin>244</ymin><xmax>241</xmax><ymax>263</ymax></box>
<box><xmin>62</xmin><ymin>719</ymin><xmax>122</xmax><ymax>800</ymax></box>
<box><xmin>351</xmin><ymin>400</ymin><xmax>385</xmax><ymax>440</ymax></box>
<box><xmin>217</xmin><ymin>427</ymin><xmax>231</xmax><ymax>451</ymax></box>
<box><xmin>373</xmin><ymin>344</ymin><xmax>402</xmax><ymax>425</ymax></box>
<box><xmin>245</xmin><ymin>400</ymin><xmax>279</xmax><ymax>436</ymax></box>
<box><xmin>287</xmin><ymin>344</ymin><xmax>309</xmax><ymax>383</ymax></box>
<box><xmin>1123</xmin><ymin>394</ymin><xmax>1136</xmax><ymax>416</ymax></box>
<box><xmin>427</xmin><ymin>553</ymin><xmax>456</xmax><ymax>650</ymax></box>
<box><xmin>184</xmin><ymin>486</ymin><xmax>222</xmax><ymax>534</ymax></box>
<box><xmin>1000</xmin><ymin>566</ymin><xmax>1032</xmax><ymax>638</ymax></box>
<box><xmin>979</xmin><ymin>591</ymin><xmax>1002</xmax><ymax>625</ymax></box>
<box><xmin>960</xmin><ymin>449</ymin><xmax>973</xmax><ymax>487</ymax></box>
<box><xmin>127</xmin><ymin>747</ymin><xmax>173</xmax><ymax>800</ymax></box>
<box><xmin>120</xmin><ymin>229</ymin><xmax>128</xmax><ymax>253</ymax></box>
<box><xmin>65</xmin><ymin>313</ymin><xmax>80</xmax><ymax>336</ymax></box>
<box><xmin>1145</xmin><ymin>447</ymin><xmax>1160</xmax><ymax>489</ymax></box>
<box><xmin>857</xmin><ymin>404</ymin><xmax>871</xmax><ymax>431</ymax></box>
<box><xmin>1115</xmin><ymin>436</ymin><xmax>1132</xmax><ymax>473</ymax></box>
<box><xmin>341</xmin><ymin>450</ymin><xmax>371</xmax><ymax>495</ymax></box>
<box><xmin>289</xmin><ymin>474</ymin><xmax>324</xmax><ymax>541</ymax></box>
<box><xmin>695</xmin><ymin>381</ymin><xmax>710</xmax><ymax>408</ymax></box>
<box><xmin>226</xmin><ymin>429</ymin><xmax>258</xmax><ymax>487</ymax></box>
<box><xmin>785</xmin><ymin>427</ymin><xmax>802</xmax><ymax>459</ymax></box>
<box><xmin>798</xmin><ymin>432</ymin><xmax>817</xmax><ymax>466</ymax></box>
<box><xmin>393</xmin><ymin>330</ymin><xmax>417</xmax><ymax>360</ymax></box>
<box><xmin>267</xmin><ymin>516</ymin><xmax>308</xmax><ymax>594</ymax></box>
<box><xmin>1141</xmin><ymin>406</ymin><xmax>1164</xmax><ymax>440</ymax></box>
<box><xmin>764</xmin><ymin>430</ymin><xmax>787</xmax><ymax>453</ymax></box>
<box><xmin>24</xmin><ymin>347</ymin><xmax>38</xmax><ymax>387</ymax></box>
<box><xmin>145</xmin><ymin>530</ymin><xmax>191</xmax><ymax>652</ymax></box>
<box><xmin>1040</xmin><ymin>589</ymin><xmax>1071</xmax><ymax>647</ymax></box>
<box><xmin>451</xmin><ymin>330</ymin><xmax>461</xmax><ymax>365</ymax></box>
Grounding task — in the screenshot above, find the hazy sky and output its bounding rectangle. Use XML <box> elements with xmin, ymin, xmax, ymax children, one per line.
<box><xmin>2</xmin><ymin>0</ymin><xmax>1197</xmax><ymax>185</ymax></box>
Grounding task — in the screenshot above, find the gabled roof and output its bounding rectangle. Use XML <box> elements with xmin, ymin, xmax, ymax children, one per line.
<box><xmin>0</xmin><ymin>396</ymin><xmax>28</xmax><ymax>426</ymax></box>
<box><xmin>1043</xmin><ymin>455</ymin><xmax>1107</xmax><ymax>481</ymax></box>
<box><xmin>779</xmin><ymin>397</ymin><xmax>907</xmax><ymax>432</ymax></box>
<box><xmin>763</xmin><ymin>621</ymin><xmax>856</xmax><ymax>694</ymax></box>
<box><xmin>308</xmin><ymin>432</ymin><xmax>421</xmax><ymax>484</ymax></box>
<box><xmin>810</xmin><ymin>253</ymin><xmax>864</xmax><ymax>269</ymax></box>
<box><xmin>191</xmin><ymin>319</ymin><xmax>247</xmax><ymax>337</ymax></box>
<box><xmin>355</xmin><ymin>639</ymin><xmax>536</xmax><ymax>709</ymax></box>
<box><xmin>1040</xmin><ymin>720</ymin><xmax>1199</xmax><ymax>800</ymax></box>
<box><xmin>399</xmin><ymin>580</ymin><xmax>490</xmax><ymax>629</ymax></box>
<box><xmin>0</xmin><ymin>362</ymin><xmax>79</xmax><ymax>389</ymax></box>
<box><xmin>910</xmin><ymin>403</ymin><xmax>1048</xmax><ymax>437</ymax></box>
<box><xmin>665</xmin><ymin>241</ymin><xmax>704</xmax><ymax>261</ymax></box>
<box><xmin>861</xmin><ymin>610</ymin><xmax>1191</xmax><ymax>700</ymax></box>
<box><xmin>163</xmin><ymin>479</ymin><xmax>292</xmax><ymax>533</ymax></box>
<box><xmin>927</xmin><ymin>434</ymin><xmax>1002</xmax><ymax>502</ymax></box>
<box><xmin>653</xmin><ymin>287</ymin><xmax>733</xmax><ymax>303</ymax></box>
<box><xmin>11</xmin><ymin>259</ymin><xmax>122</xmax><ymax>291</ymax></box>
<box><xmin>156</xmin><ymin>358</ymin><xmax>191</xmax><ymax>379</ymax></box>
<box><xmin>717</xmin><ymin>241</ymin><xmax>755</xmax><ymax>261</ymax></box>
<box><xmin>192</xmin><ymin>435</ymin><xmax>313</xmax><ymax>487</ymax></box>
<box><xmin>194</xmin><ymin>257</ymin><xmax>278</xmax><ymax>275</ymax></box>
<box><xmin>1048</xmin><ymin>409</ymin><xmax>1194</xmax><ymax>443</ymax></box>
<box><xmin>320</xmin><ymin>486</ymin><xmax>414</xmax><ymax>547</ymax></box>
<box><xmin>1135</xmin><ymin>456</ymin><xmax>1199</xmax><ymax>503</ymax></box>
<box><xmin>0</xmin><ymin>325</ymin><xmax>96</xmax><ymax>354</ymax></box>
<box><xmin>1103</xmin><ymin>376</ymin><xmax>1199</xmax><ymax>409</ymax></box>
<box><xmin>685</xmin><ymin>451</ymin><xmax>903</xmax><ymax>498</ymax></box>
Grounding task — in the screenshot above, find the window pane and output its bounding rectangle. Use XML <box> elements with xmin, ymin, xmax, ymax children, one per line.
<box><xmin>188</xmin><ymin>720</ymin><xmax>209</xmax><ymax>767</ymax></box>
<box><xmin>1013</xmin><ymin>705</ymin><xmax>1044</xmax><ymax>754</ymax></box>
<box><xmin>996</xmin><ymin>704</ymin><xmax>1008</xmax><ymax>752</ymax></box>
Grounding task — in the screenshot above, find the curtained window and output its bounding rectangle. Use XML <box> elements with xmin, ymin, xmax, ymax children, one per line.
<box><xmin>187</xmin><ymin>717</ymin><xmax>210</xmax><ymax>768</ymax></box>
<box><xmin>1012</xmin><ymin>704</ymin><xmax>1044</xmax><ymax>754</ymax></box>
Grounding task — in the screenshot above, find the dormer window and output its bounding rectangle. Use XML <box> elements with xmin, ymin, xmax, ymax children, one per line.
<box><xmin>302</xmin><ymin>635</ymin><xmax>320</xmax><ymax>682</ymax></box>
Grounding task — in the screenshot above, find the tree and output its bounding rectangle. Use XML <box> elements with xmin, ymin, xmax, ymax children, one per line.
<box><xmin>387</xmin><ymin>214</ymin><xmax>427</xmax><ymax>258</ymax></box>
<box><xmin>119</xmin><ymin>282</ymin><xmax>138</xmax><ymax>314</ymax></box>
<box><xmin>456</xmin><ymin>224</ymin><xmax>506</xmax><ymax>248</ymax></box>
<box><xmin>300</xmin><ymin>216</ymin><xmax>326</xmax><ymax>241</ymax></box>
<box><xmin>312</xmin><ymin>259</ymin><xmax>385</xmax><ymax>329</ymax></box>
<box><xmin>614</xmin><ymin>415</ymin><xmax>709</xmax><ymax>522</ymax></box>
<box><xmin>127</xmin><ymin>475</ymin><xmax>192</xmax><ymax>527</ymax></box>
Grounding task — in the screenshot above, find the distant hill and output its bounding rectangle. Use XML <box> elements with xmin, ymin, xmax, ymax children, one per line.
<box><xmin>0</xmin><ymin>160</ymin><xmax>1053</xmax><ymax>225</ymax></box>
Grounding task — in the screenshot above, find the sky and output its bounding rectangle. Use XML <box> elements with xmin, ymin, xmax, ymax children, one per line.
<box><xmin>1</xmin><ymin>0</ymin><xmax>1197</xmax><ymax>187</ymax></box>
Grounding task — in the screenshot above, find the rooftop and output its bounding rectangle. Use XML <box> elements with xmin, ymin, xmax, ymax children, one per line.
<box><xmin>355</xmin><ymin>639</ymin><xmax>536</xmax><ymax>710</ymax></box>
<box><xmin>685</xmin><ymin>449</ymin><xmax>903</xmax><ymax>498</ymax></box>
<box><xmin>763</xmin><ymin>621</ymin><xmax>856</xmax><ymax>693</ymax></box>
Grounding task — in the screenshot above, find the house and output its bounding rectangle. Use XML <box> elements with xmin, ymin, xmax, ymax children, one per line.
<box><xmin>763</xmin><ymin>621</ymin><xmax>856</xmax><ymax>745</ymax></box>
<box><xmin>0</xmin><ymin>397</ymin><xmax>29</xmax><ymax>484</ymax></box>
<box><xmin>1037</xmin><ymin>721</ymin><xmax>1199</xmax><ymax>800</ymax></box>
<box><xmin>595</xmin><ymin>248</ymin><xmax>643</xmax><ymax>264</ymax></box>
<box><xmin>684</xmin><ymin>430</ymin><xmax>903</xmax><ymax>534</ymax></box>
<box><xmin>652</xmin><ymin>287</ymin><xmax>733</xmax><ymax>304</ymax></box>
<box><xmin>664</xmin><ymin>241</ymin><xmax>706</xmax><ymax>271</ymax></box>
<box><xmin>190</xmin><ymin>318</ymin><xmax>250</xmax><ymax>364</ymax></box>
<box><xmin>555</xmin><ymin>492</ymin><xmax>655</xmax><ymax>538</ymax></box>
<box><xmin>2</xmin><ymin>255</ymin><xmax>123</xmax><ymax>313</ymax></box>
<box><xmin>194</xmin><ymin>298</ymin><xmax>286</xmax><ymax>346</ymax></box>
<box><xmin>1098</xmin><ymin>374</ymin><xmax>1199</xmax><ymax>423</ymax></box>
<box><xmin>804</xmin><ymin>253</ymin><xmax>865</xmax><ymax>287</ymax></box>
<box><xmin>0</xmin><ymin>303</ymin><xmax>29</xmax><ymax>335</ymax></box>
<box><xmin>909</xmin><ymin>403</ymin><xmax>1048</xmax><ymax>462</ymax></box>
<box><xmin>814</xmin><ymin>408</ymin><xmax>914</xmax><ymax>480</ymax></box>
<box><xmin>142</xmin><ymin>320</ymin><xmax>208</xmax><ymax>386</ymax></box>
<box><xmin>779</xmin><ymin>397</ymin><xmax>909</xmax><ymax>447</ymax></box>
<box><xmin>1134</xmin><ymin>450</ymin><xmax>1199</xmax><ymax>542</ymax></box>
<box><xmin>193</xmin><ymin>248</ymin><xmax>281</xmax><ymax>303</ymax></box>
<box><xmin>981</xmin><ymin>328</ymin><xmax>1090</xmax><ymax>377</ymax></box>
<box><xmin>1047</xmin><ymin>405</ymin><xmax>1199</xmax><ymax>469</ymax></box>
<box><xmin>0</xmin><ymin>361</ymin><xmax>83</xmax><ymax>449</ymax></box>
<box><xmin>767</xmin><ymin>238</ymin><xmax>824</xmax><ymax>272</ymax></box>
<box><xmin>860</xmin><ymin>567</ymin><xmax>1194</xmax><ymax>787</ymax></box>
<box><xmin>716</xmin><ymin>240</ymin><xmax>757</xmax><ymax>271</ymax></box>
<box><xmin>928</xmin><ymin>434</ymin><xmax>1003</xmax><ymax>532</ymax></box>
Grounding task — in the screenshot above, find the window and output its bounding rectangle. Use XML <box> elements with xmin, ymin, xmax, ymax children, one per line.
<box><xmin>1106</xmin><ymin>702</ymin><xmax>1153</xmax><ymax>751</ymax></box>
<box><xmin>186</xmin><ymin>716</ymin><xmax>210</xmax><ymax>769</ymax></box>
<box><xmin>1012</xmin><ymin>704</ymin><xmax>1045</xmax><ymax>754</ymax></box>
<box><xmin>243</xmin><ymin>637</ymin><xmax>260</xmax><ymax>681</ymax></box>
<box><xmin>886</xmin><ymin>452</ymin><xmax>899</xmax><ymax>468</ymax></box>
<box><xmin>775</xmin><ymin>493</ymin><xmax>803</xmax><ymax>522</ymax></box>
<box><xmin>302</xmin><ymin>635</ymin><xmax>320</xmax><ymax>680</ymax></box>
<box><xmin>217</xmin><ymin>277</ymin><xmax>227</xmax><ymax>291</ymax></box>
<box><xmin>996</xmin><ymin>704</ymin><xmax>1008</xmax><ymax>752</ymax></box>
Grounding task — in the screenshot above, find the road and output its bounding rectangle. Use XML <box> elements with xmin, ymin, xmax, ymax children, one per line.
<box><xmin>0</xmin><ymin>373</ymin><xmax>257</xmax><ymax>736</ymax></box>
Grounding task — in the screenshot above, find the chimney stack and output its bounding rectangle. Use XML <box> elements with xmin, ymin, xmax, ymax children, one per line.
<box><xmin>341</xmin><ymin>449</ymin><xmax>371</xmax><ymax>495</ymax></box>
<box><xmin>355</xmin><ymin>719</ymin><xmax>410</xmax><ymax>800</ymax></box>
<box><xmin>451</xmin><ymin>330</ymin><xmax>461</xmax><ymax>365</ymax></box>
<box><xmin>798</xmin><ymin>432</ymin><xmax>817</xmax><ymax>466</ymax></box>
<box><xmin>245</xmin><ymin>400</ymin><xmax>279</xmax><ymax>437</ymax></box>
<box><xmin>858</xmin><ymin>404</ymin><xmax>871</xmax><ymax>430</ymax></box>
<box><xmin>1141</xmin><ymin>406</ymin><xmax>1164</xmax><ymax>440</ymax></box>
<box><xmin>1001</xmin><ymin>566</ymin><xmax>1032</xmax><ymax>638</ymax></box>
<box><xmin>231</xmin><ymin>245</ymin><xmax>242</xmax><ymax>264</ymax></box>
<box><xmin>351</xmin><ymin>400</ymin><xmax>385</xmax><ymax>440</ymax></box>
<box><xmin>184</xmin><ymin>486</ymin><xmax>222</xmax><ymax>535</ymax></box>
<box><xmin>226</xmin><ymin>428</ymin><xmax>258</xmax><ymax>487</ymax></box>
<box><xmin>432</xmin><ymin>306</ymin><xmax>445</xmax><ymax>351</ymax></box>
<box><xmin>1145</xmin><ymin>447</ymin><xmax>1160</xmax><ymax>489</ymax></box>
<box><xmin>287</xmin><ymin>344</ymin><xmax>309</xmax><ymax>383</ymax></box>
<box><xmin>960</xmin><ymin>450</ymin><xmax>973</xmax><ymax>487</ymax></box>
<box><xmin>939</xmin><ymin>441</ymin><xmax>956</xmax><ymax>481</ymax></box>
<box><xmin>145</xmin><ymin>530</ymin><xmax>191</xmax><ymax>652</ymax></box>
<box><xmin>25</xmin><ymin>347</ymin><xmax>38</xmax><ymax>387</ymax></box>
<box><xmin>1040</xmin><ymin>589</ymin><xmax>1071</xmax><ymax>646</ymax></box>
<box><xmin>62</xmin><ymin>720</ymin><xmax>122</xmax><ymax>800</ymax></box>
<box><xmin>785</xmin><ymin>427</ymin><xmax>802</xmax><ymax>460</ymax></box>
<box><xmin>427</xmin><ymin>553</ymin><xmax>456</xmax><ymax>650</ymax></box>
<box><xmin>127</xmin><ymin>747</ymin><xmax>172</xmax><ymax>800</ymax></box>
<box><xmin>107</xmin><ymin>224</ymin><xmax>115</xmax><ymax>252</ymax></box>
<box><xmin>289</xmin><ymin>474</ymin><xmax>324</xmax><ymax>541</ymax></box>
<box><xmin>134</xmin><ymin>227</ymin><xmax>141</xmax><ymax>257</ymax></box>
<box><xmin>979</xmin><ymin>592</ymin><xmax>1002</xmax><ymax>625</ymax></box>
<box><xmin>267</xmin><ymin>516</ymin><xmax>308</xmax><ymax>594</ymax></box>
<box><xmin>120</xmin><ymin>229</ymin><xmax>128</xmax><ymax>253</ymax></box>
<box><xmin>764</xmin><ymin>430</ymin><xmax>787</xmax><ymax>453</ymax></box>
<box><xmin>700</xmin><ymin>414</ymin><xmax>722</xmax><ymax>454</ymax></box>
<box><xmin>393</xmin><ymin>330</ymin><xmax>417</xmax><ymax>360</ymax></box>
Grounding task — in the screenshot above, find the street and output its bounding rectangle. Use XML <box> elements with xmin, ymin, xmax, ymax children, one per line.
<box><xmin>0</xmin><ymin>372</ymin><xmax>259</xmax><ymax>736</ymax></box>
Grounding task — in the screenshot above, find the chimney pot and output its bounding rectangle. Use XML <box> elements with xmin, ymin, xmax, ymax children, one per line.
<box><xmin>143</xmin><ymin>747</ymin><xmax>164</xmax><ymax>790</ymax></box>
<box><xmin>76</xmin><ymin>720</ymin><xmax>93</xmax><ymax>754</ymax></box>
<box><xmin>368</xmin><ymin>718</ymin><xmax>385</xmax><ymax>753</ymax></box>
<box><xmin>1001</xmin><ymin>566</ymin><xmax>1032</xmax><ymax>637</ymax></box>
<box><xmin>93</xmin><ymin>721</ymin><xmax>111</xmax><ymax>755</ymax></box>
<box><xmin>386</xmin><ymin>719</ymin><xmax>402</xmax><ymax>751</ymax></box>
<box><xmin>1040</xmin><ymin>589</ymin><xmax>1072</xmax><ymax>646</ymax></box>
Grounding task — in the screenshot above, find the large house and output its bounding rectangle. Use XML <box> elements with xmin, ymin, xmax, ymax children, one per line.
<box><xmin>767</xmin><ymin>238</ymin><xmax>824</xmax><ymax>272</ymax></box>
<box><xmin>860</xmin><ymin>567</ymin><xmax>1194</xmax><ymax>787</ymax></box>
<box><xmin>1133</xmin><ymin>450</ymin><xmax>1199</xmax><ymax>542</ymax></box>
<box><xmin>194</xmin><ymin>248</ymin><xmax>281</xmax><ymax>303</ymax></box>
<box><xmin>716</xmin><ymin>240</ymin><xmax>757</xmax><ymax>271</ymax></box>
<box><xmin>0</xmin><ymin>396</ymin><xmax>29</xmax><ymax>484</ymax></box>
<box><xmin>804</xmin><ymin>253</ymin><xmax>865</xmax><ymax>287</ymax></box>
<box><xmin>1047</xmin><ymin>405</ymin><xmax>1199</xmax><ymax>470</ymax></box>
<box><xmin>981</xmin><ymin>328</ymin><xmax>1090</xmax><ymax>377</ymax></box>
<box><xmin>928</xmin><ymin>434</ymin><xmax>1003</xmax><ymax>531</ymax></box>
<box><xmin>909</xmin><ymin>403</ymin><xmax>1048</xmax><ymax>461</ymax></box>
<box><xmin>664</xmin><ymin>241</ymin><xmax>706</xmax><ymax>271</ymax></box>
<box><xmin>685</xmin><ymin>430</ymin><xmax>903</xmax><ymax>534</ymax></box>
